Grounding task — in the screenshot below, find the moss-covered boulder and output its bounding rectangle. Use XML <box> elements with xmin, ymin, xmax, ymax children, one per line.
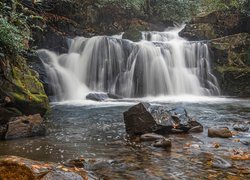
<box><xmin>210</xmin><ymin>33</ymin><xmax>250</xmax><ymax>96</ymax></box>
<box><xmin>0</xmin><ymin>55</ymin><xmax>49</xmax><ymax>117</ymax></box>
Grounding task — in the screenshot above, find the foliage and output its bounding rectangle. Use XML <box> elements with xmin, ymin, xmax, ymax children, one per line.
<box><xmin>0</xmin><ymin>0</ymin><xmax>42</xmax><ymax>55</ymax></box>
<box><xmin>199</xmin><ymin>0</ymin><xmax>250</xmax><ymax>14</ymax></box>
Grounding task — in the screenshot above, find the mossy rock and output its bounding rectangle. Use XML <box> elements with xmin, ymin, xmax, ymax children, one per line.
<box><xmin>210</xmin><ymin>33</ymin><xmax>250</xmax><ymax>67</ymax></box>
<box><xmin>0</xmin><ymin>55</ymin><xmax>49</xmax><ymax>116</ymax></box>
<box><xmin>123</xmin><ymin>29</ymin><xmax>142</xmax><ymax>42</ymax></box>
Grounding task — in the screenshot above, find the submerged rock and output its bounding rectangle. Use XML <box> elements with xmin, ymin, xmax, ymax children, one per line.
<box><xmin>208</xmin><ymin>127</ymin><xmax>232</xmax><ymax>138</ymax></box>
<box><xmin>152</xmin><ymin>138</ymin><xmax>172</xmax><ymax>149</ymax></box>
<box><xmin>212</xmin><ymin>156</ymin><xmax>232</xmax><ymax>169</ymax></box>
<box><xmin>140</xmin><ymin>133</ymin><xmax>165</xmax><ymax>141</ymax></box>
<box><xmin>233</xmin><ymin>122</ymin><xmax>249</xmax><ymax>132</ymax></box>
<box><xmin>123</xmin><ymin>103</ymin><xmax>203</xmax><ymax>136</ymax></box>
<box><xmin>5</xmin><ymin>114</ymin><xmax>46</xmax><ymax>140</ymax></box>
<box><xmin>0</xmin><ymin>156</ymin><xmax>88</xmax><ymax>180</ymax></box>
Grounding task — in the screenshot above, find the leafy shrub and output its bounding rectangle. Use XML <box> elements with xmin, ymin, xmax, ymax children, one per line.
<box><xmin>0</xmin><ymin>0</ymin><xmax>42</xmax><ymax>55</ymax></box>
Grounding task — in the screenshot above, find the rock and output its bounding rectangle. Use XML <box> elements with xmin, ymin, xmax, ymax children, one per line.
<box><xmin>188</xmin><ymin>120</ymin><xmax>204</xmax><ymax>133</ymax></box>
<box><xmin>123</xmin><ymin>29</ymin><xmax>142</xmax><ymax>42</ymax></box>
<box><xmin>212</xmin><ymin>156</ymin><xmax>232</xmax><ymax>169</ymax></box>
<box><xmin>140</xmin><ymin>133</ymin><xmax>165</xmax><ymax>141</ymax></box>
<box><xmin>180</xmin><ymin>9</ymin><xmax>249</xmax><ymax>41</ymax></box>
<box><xmin>233</xmin><ymin>122</ymin><xmax>249</xmax><ymax>132</ymax></box>
<box><xmin>86</xmin><ymin>92</ymin><xmax>123</xmax><ymax>101</ymax></box>
<box><xmin>211</xmin><ymin>33</ymin><xmax>250</xmax><ymax>97</ymax></box>
<box><xmin>42</xmin><ymin>170</ymin><xmax>83</xmax><ymax>180</ymax></box>
<box><xmin>123</xmin><ymin>103</ymin><xmax>161</xmax><ymax>135</ymax></box>
<box><xmin>123</xmin><ymin>103</ymin><xmax>202</xmax><ymax>136</ymax></box>
<box><xmin>5</xmin><ymin>114</ymin><xmax>46</xmax><ymax>140</ymax></box>
<box><xmin>240</xmin><ymin>139</ymin><xmax>250</xmax><ymax>146</ymax></box>
<box><xmin>208</xmin><ymin>127</ymin><xmax>232</xmax><ymax>138</ymax></box>
<box><xmin>66</xmin><ymin>158</ymin><xmax>86</xmax><ymax>168</ymax></box>
<box><xmin>86</xmin><ymin>92</ymin><xmax>109</xmax><ymax>101</ymax></box>
<box><xmin>0</xmin><ymin>156</ymin><xmax>88</xmax><ymax>180</ymax></box>
<box><xmin>0</xmin><ymin>55</ymin><xmax>49</xmax><ymax>116</ymax></box>
<box><xmin>153</xmin><ymin>138</ymin><xmax>171</xmax><ymax>149</ymax></box>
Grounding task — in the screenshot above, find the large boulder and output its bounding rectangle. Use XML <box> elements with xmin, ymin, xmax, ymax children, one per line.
<box><xmin>0</xmin><ymin>156</ymin><xmax>88</xmax><ymax>180</ymax></box>
<box><xmin>5</xmin><ymin>114</ymin><xmax>46</xmax><ymax>140</ymax></box>
<box><xmin>123</xmin><ymin>103</ymin><xmax>203</xmax><ymax>136</ymax></box>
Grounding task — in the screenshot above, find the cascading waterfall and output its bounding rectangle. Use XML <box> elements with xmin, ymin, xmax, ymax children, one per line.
<box><xmin>38</xmin><ymin>26</ymin><xmax>220</xmax><ymax>101</ymax></box>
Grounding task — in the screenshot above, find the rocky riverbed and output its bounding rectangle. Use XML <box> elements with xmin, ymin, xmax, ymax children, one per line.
<box><xmin>0</xmin><ymin>97</ymin><xmax>249</xmax><ymax>179</ymax></box>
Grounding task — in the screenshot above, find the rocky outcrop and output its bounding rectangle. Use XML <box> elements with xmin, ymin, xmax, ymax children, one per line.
<box><xmin>180</xmin><ymin>9</ymin><xmax>250</xmax><ymax>97</ymax></box>
<box><xmin>0</xmin><ymin>156</ymin><xmax>88</xmax><ymax>180</ymax></box>
<box><xmin>123</xmin><ymin>103</ymin><xmax>203</xmax><ymax>136</ymax></box>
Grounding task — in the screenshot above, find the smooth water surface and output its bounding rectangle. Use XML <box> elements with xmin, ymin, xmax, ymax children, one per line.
<box><xmin>0</xmin><ymin>97</ymin><xmax>249</xmax><ymax>179</ymax></box>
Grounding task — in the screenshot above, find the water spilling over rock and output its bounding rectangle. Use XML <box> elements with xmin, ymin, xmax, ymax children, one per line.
<box><xmin>38</xmin><ymin>26</ymin><xmax>220</xmax><ymax>101</ymax></box>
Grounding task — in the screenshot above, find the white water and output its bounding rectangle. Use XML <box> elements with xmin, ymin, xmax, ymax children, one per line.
<box><xmin>38</xmin><ymin>26</ymin><xmax>220</xmax><ymax>101</ymax></box>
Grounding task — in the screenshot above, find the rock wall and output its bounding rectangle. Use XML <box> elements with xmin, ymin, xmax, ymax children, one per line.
<box><xmin>180</xmin><ymin>9</ymin><xmax>250</xmax><ymax>96</ymax></box>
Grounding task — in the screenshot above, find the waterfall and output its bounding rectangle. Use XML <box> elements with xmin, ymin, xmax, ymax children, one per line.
<box><xmin>38</xmin><ymin>26</ymin><xmax>220</xmax><ymax>101</ymax></box>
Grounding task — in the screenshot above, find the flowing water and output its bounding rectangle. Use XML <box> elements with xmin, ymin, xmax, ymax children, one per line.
<box><xmin>38</xmin><ymin>26</ymin><xmax>219</xmax><ymax>101</ymax></box>
<box><xmin>1</xmin><ymin>28</ymin><xmax>249</xmax><ymax>179</ymax></box>
<box><xmin>0</xmin><ymin>98</ymin><xmax>249</xmax><ymax>179</ymax></box>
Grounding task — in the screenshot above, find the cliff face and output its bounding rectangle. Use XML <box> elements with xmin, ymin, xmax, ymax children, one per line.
<box><xmin>180</xmin><ymin>9</ymin><xmax>250</xmax><ymax>97</ymax></box>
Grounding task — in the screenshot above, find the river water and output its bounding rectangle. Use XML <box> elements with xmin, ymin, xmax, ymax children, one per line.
<box><xmin>0</xmin><ymin>96</ymin><xmax>249</xmax><ymax>179</ymax></box>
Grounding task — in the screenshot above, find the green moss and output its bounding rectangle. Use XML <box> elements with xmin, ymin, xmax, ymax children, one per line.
<box><xmin>1</xmin><ymin>55</ymin><xmax>49</xmax><ymax>116</ymax></box>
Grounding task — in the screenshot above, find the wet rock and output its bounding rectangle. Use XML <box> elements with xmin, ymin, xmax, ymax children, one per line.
<box><xmin>152</xmin><ymin>138</ymin><xmax>171</xmax><ymax>149</ymax></box>
<box><xmin>86</xmin><ymin>92</ymin><xmax>123</xmax><ymax>101</ymax></box>
<box><xmin>42</xmin><ymin>170</ymin><xmax>83</xmax><ymax>180</ymax></box>
<box><xmin>123</xmin><ymin>103</ymin><xmax>202</xmax><ymax>136</ymax></box>
<box><xmin>86</xmin><ymin>92</ymin><xmax>109</xmax><ymax>101</ymax></box>
<box><xmin>123</xmin><ymin>103</ymin><xmax>161</xmax><ymax>135</ymax></box>
<box><xmin>240</xmin><ymin>139</ymin><xmax>250</xmax><ymax>146</ymax></box>
<box><xmin>0</xmin><ymin>156</ymin><xmax>88</xmax><ymax>180</ymax></box>
<box><xmin>188</xmin><ymin>120</ymin><xmax>204</xmax><ymax>133</ymax></box>
<box><xmin>5</xmin><ymin>114</ymin><xmax>46</xmax><ymax>140</ymax></box>
<box><xmin>212</xmin><ymin>156</ymin><xmax>232</xmax><ymax>169</ymax></box>
<box><xmin>66</xmin><ymin>158</ymin><xmax>86</xmax><ymax>168</ymax></box>
<box><xmin>208</xmin><ymin>127</ymin><xmax>232</xmax><ymax>138</ymax></box>
<box><xmin>233</xmin><ymin>123</ymin><xmax>249</xmax><ymax>132</ymax></box>
<box><xmin>140</xmin><ymin>133</ymin><xmax>165</xmax><ymax>141</ymax></box>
